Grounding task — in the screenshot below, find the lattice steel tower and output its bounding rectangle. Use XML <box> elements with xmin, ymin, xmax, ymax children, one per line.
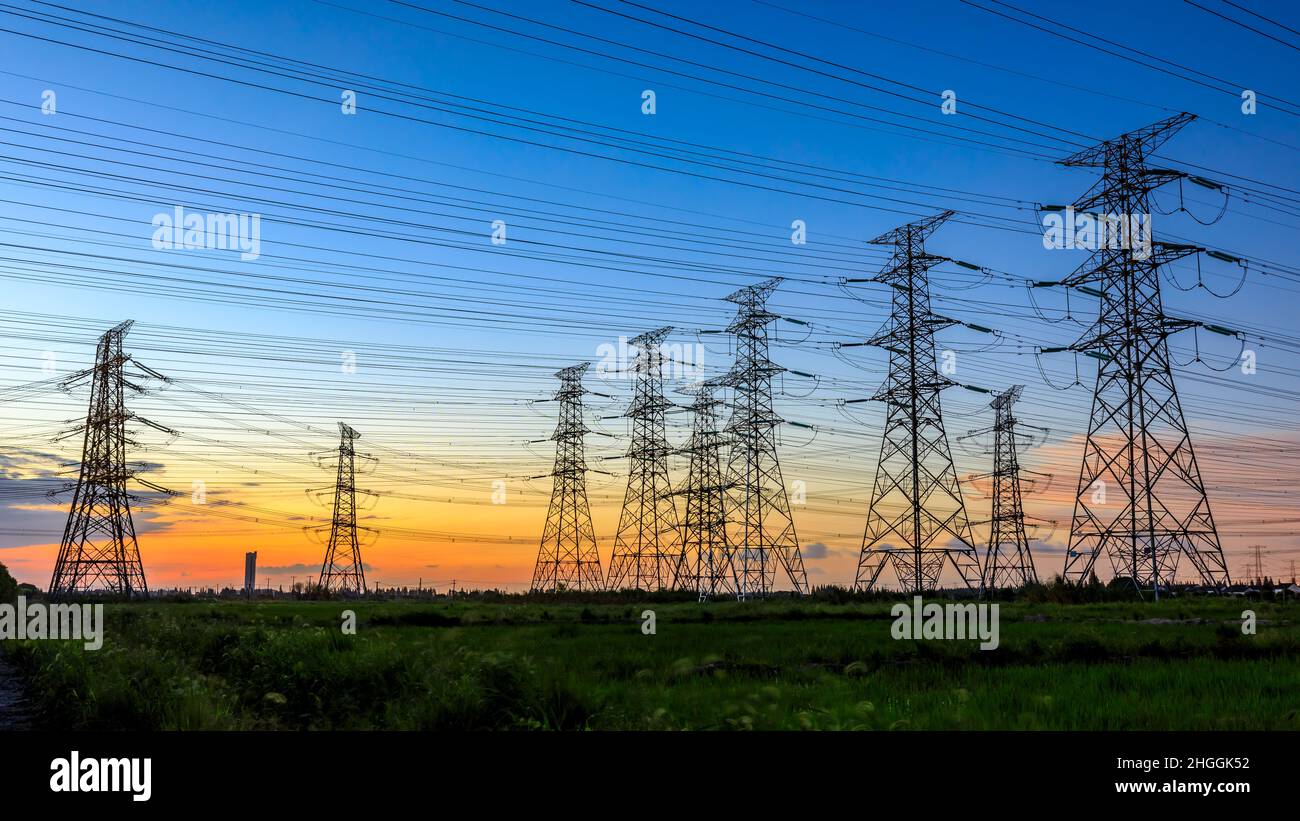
<box><xmin>675</xmin><ymin>380</ymin><xmax>736</xmax><ymax>600</ymax></box>
<box><xmin>50</xmin><ymin>320</ymin><xmax>156</xmax><ymax>598</ymax></box>
<box><xmin>607</xmin><ymin>328</ymin><xmax>687</xmax><ymax>591</ymax></box>
<box><xmin>854</xmin><ymin>213</ymin><xmax>981</xmax><ymax>593</ymax></box>
<box><xmin>318</xmin><ymin>422</ymin><xmax>369</xmax><ymax>594</ymax></box>
<box><xmin>1057</xmin><ymin>113</ymin><xmax>1229</xmax><ymax>590</ymax></box>
<box><xmin>982</xmin><ymin>385</ymin><xmax>1038</xmax><ymax>588</ymax></box>
<box><xmin>720</xmin><ymin>278</ymin><xmax>808</xmax><ymax>598</ymax></box>
<box><xmin>531</xmin><ymin>363</ymin><xmax>605</xmax><ymax>591</ymax></box>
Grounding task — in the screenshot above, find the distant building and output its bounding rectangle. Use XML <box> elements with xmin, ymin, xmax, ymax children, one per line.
<box><xmin>244</xmin><ymin>551</ymin><xmax>257</xmax><ymax>594</ymax></box>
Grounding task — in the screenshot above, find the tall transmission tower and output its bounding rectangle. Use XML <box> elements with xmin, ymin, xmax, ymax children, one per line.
<box><xmin>674</xmin><ymin>380</ymin><xmax>737</xmax><ymax>601</ymax></box>
<box><xmin>317</xmin><ymin>422</ymin><xmax>370</xmax><ymax>594</ymax></box>
<box><xmin>1056</xmin><ymin>114</ymin><xmax>1230</xmax><ymax>591</ymax></box>
<box><xmin>720</xmin><ymin>277</ymin><xmax>808</xmax><ymax>598</ymax></box>
<box><xmin>531</xmin><ymin>363</ymin><xmax>605</xmax><ymax>591</ymax></box>
<box><xmin>607</xmin><ymin>328</ymin><xmax>687</xmax><ymax>591</ymax></box>
<box><xmin>50</xmin><ymin>320</ymin><xmax>166</xmax><ymax>599</ymax></box>
<box><xmin>854</xmin><ymin>212</ymin><xmax>981</xmax><ymax>593</ymax></box>
<box><xmin>982</xmin><ymin>385</ymin><xmax>1038</xmax><ymax>588</ymax></box>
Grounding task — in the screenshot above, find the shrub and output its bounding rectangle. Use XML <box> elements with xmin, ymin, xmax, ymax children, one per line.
<box><xmin>0</xmin><ymin>561</ymin><xmax>17</xmax><ymax>603</ymax></box>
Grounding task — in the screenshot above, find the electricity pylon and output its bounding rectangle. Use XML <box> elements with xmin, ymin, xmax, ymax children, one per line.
<box><xmin>982</xmin><ymin>385</ymin><xmax>1038</xmax><ymax>588</ymax></box>
<box><xmin>1056</xmin><ymin>114</ymin><xmax>1230</xmax><ymax>592</ymax></box>
<box><xmin>531</xmin><ymin>363</ymin><xmax>604</xmax><ymax>591</ymax></box>
<box><xmin>318</xmin><ymin>422</ymin><xmax>370</xmax><ymax>594</ymax></box>
<box><xmin>607</xmin><ymin>328</ymin><xmax>687</xmax><ymax>591</ymax></box>
<box><xmin>720</xmin><ymin>277</ymin><xmax>808</xmax><ymax>598</ymax></box>
<box><xmin>1247</xmin><ymin>545</ymin><xmax>1268</xmax><ymax>584</ymax></box>
<box><xmin>674</xmin><ymin>380</ymin><xmax>737</xmax><ymax>601</ymax></box>
<box><xmin>854</xmin><ymin>212</ymin><xmax>981</xmax><ymax>593</ymax></box>
<box><xmin>50</xmin><ymin>320</ymin><xmax>167</xmax><ymax>599</ymax></box>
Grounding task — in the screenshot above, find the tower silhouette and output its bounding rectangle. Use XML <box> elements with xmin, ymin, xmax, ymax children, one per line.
<box><xmin>854</xmin><ymin>213</ymin><xmax>981</xmax><ymax>593</ymax></box>
<box><xmin>607</xmin><ymin>328</ymin><xmax>687</xmax><ymax>591</ymax></box>
<box><xmin>318</xmin><ymin>422</ymin><xmax>369</xmax><ymax>594</ymax></box>
<box><xmin>49</xmin><ymin>320</ymin><xmax>155</xmax><ymax>598</ymax></box>
<box><xmin>720</xmin><ymin>278</ymin><xmax>808</xmax><ymax>598</ymax></box>
<box><xmin>983</xmin><ymin>385</ymin><xmax>1038</xmax><ymax>588</ymax></box>
<box><xmin>675</xmin><ymin>380</ymin><xmax>736</xmax><ymax>600</ymax></box>
<box><xmin>1056</xmin><ymin>114</ymin><xmax>1230</xmax><ymax>591</ymax></box>
<box><xmin>531</xmin><ymin>363</ymin><xmax>604</xmax><ymax>591</ymax></box>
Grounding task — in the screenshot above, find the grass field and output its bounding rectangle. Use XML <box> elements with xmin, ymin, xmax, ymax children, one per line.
<box><xmin>4</xmin><ymin>597</ymin><xmax>1298</xmax><ymax>730</ymax></box>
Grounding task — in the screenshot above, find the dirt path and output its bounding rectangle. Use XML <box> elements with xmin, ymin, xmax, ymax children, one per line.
<box><xmin>0</xmin><ymin>652</ymin><xmax>32</xmax><ymax>729</ymax></box>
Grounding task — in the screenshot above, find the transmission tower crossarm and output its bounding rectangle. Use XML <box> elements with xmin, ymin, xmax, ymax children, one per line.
<box><xmin>1059</xmin><ymin>112</ymin><xmax>1196</xmax><ymax>167</ymax></box>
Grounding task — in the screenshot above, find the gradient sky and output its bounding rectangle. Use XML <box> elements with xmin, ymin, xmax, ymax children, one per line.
<box><xmin>0</xmin><ymin>0</ymin><xmax>1297</xmax><ymax>591</ymax></box>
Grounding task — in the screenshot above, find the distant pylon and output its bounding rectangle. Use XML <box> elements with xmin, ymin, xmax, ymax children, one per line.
<box><xmin>607</xmin><ymin>328</ymin><xmax>687</xmax><ymax>591</ymax></box>
<box><xmin>854</xmin><ymin>212</ymin><xmax>981</xmax><ymax>593</ymax></box>
<box><xmin>318</xmin><ymin>422</ymin><xmax>369</xmax><ymax>594</ymax></box>
<box><xmin>983</xmin><ymin>385</ymin><xmax>1038</xmax><ymax>588</ymax></box>
<box><xmin>720</xmin><ymin>277</ymin><xmax>808</xmax><ymax>598</ymax></box>
<box><xmin>1055</xmin><ymin>114</ymin><xmax>1230</xmax><ymax>591</ymax></box>
<box><xmin>531</xmin><ymin>363</ymin><xmax>604</xmax><ymax>591</ymax></box>
<box><xmin>674</xmin><ymin>380</ymin><xmax>736</xmax><ymax>601</ymax></box>
<box><xmin>50</xmin><ymin>320</ymin><xmax>165</xmax><ymax>599</ymax></box>
<box><xmin>1247</xmin><ymin>545</ymin><xmax>1268</xmax><ymax>584</ymax></box>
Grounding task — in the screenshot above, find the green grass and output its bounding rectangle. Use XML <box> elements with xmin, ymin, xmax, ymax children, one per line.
<box><xmin>4</xmin><ymin>598</ymin><xmax>1298</xmax><ymax>730</ymax></box>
